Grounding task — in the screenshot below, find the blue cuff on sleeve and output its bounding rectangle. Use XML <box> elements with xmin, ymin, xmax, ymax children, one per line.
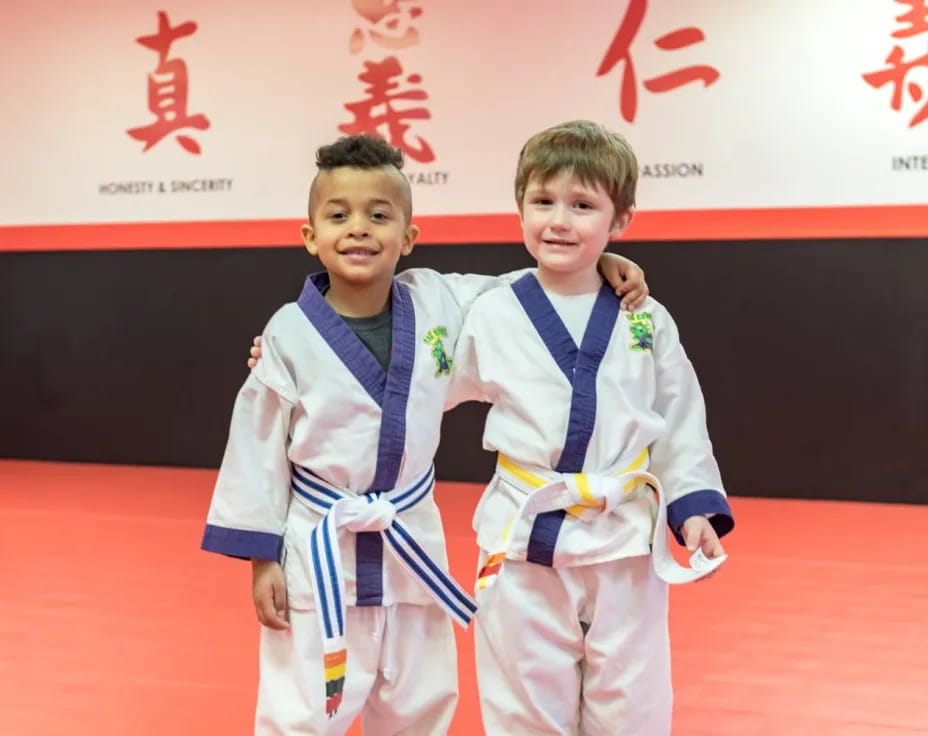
<box><xmin>666</xmin><ymin>490</ymin><xmax>734</xmax><ymax>546</ymax></box>
<box><xmin>201</xmin><ymin>524</ymin><xmax>283</xmax><ymax>561</ymax></box>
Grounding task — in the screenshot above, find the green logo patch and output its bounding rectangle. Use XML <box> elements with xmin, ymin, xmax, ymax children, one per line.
<box><xmin>626</xmin><ymin>312</ymin><xmax>653</xmax><ymax>352</ymax></box>
<box><xmin>423</xmin><ymin>326</ymin><xmax>453</xmax><ymax>377</ymax></box>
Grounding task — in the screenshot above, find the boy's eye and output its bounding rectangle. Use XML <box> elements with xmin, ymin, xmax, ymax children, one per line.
<box><xmin>371</xmin><ymin>211</ymin><xmax>390</xmax><ymax>221</ymax></box>
<box><xmin>329</xmin><ymin>212</ymin><xmax>347</xmax><ymax>221</ymax></box>
<box><xmin>575</xmin><ymin>201</ymin><xmax>594</xmax><ymax>210</ymax></box>
<box><xmin>531</xmin><ymin>197</ymin><xmax>553</xmax><ymax>206</ymax></box>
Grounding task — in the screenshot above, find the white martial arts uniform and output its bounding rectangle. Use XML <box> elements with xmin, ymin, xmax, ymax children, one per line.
<box><xmin>202</xmin><ymin>268</ymin><xmax>512</xmax><ymax>736</ymax></box>
<box><xmin>448</xmin><ymin>273</ymin><xmax>735</xmax><ymax>736</ymax></box>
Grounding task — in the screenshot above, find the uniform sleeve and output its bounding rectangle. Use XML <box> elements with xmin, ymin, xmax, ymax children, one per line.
<box><xmin>444</xmin><ymin>306</ymin><xmax>492</xmax><ymax>410</ymax></box>
<box><xmin>647</xmin><ymin>304</ymin><xmax>734</xmax><ymax>544</ymax></box>
<box><xmin>434</xmin><ymin>269</ymin><xmax>532</xmax><ymax>315</ymax></box>
<box><xmin>200</xmin><ymin>329</ymin><xmax>296</xmax><ymax>561</ymax></box>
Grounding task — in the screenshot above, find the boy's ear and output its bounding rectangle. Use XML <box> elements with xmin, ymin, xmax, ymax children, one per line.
<box><xmin>301</xmin><ymin>223</ymin><xmax>318</xmax><ymax>256</ymax></box>
<box><xmin>402</xmin><ymin>223</ymin><xmax>419</xmax><ymax>256</ymax></box>
<box><xmin>611</xmin><ymin>207</ymin><xmax>634</xmax><ymax>238</ymax></box>
<box><xmin>515</xmin><ymin>200</ymin><xmax>529</xmax><ymax>235</ymax></box>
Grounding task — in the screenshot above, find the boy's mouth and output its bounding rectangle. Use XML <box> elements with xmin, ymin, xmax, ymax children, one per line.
<box><xmin>542</xmin><ymin>238</ymin><xmax>578</xmax><ymax>247</ymax></box>
<box><xmin>339</xmin><ymin>247</ymin><xmax>379</xmax><ymax>258</ymax></box>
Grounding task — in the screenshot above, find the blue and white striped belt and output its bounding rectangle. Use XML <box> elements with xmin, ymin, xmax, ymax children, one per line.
<box><xmin>290</xmin><ymin>464</ymin><xmax>476</xmax><ymax>717</ymax></box>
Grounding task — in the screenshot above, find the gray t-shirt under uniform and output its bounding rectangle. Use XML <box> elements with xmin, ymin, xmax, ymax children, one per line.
<box><xmin>341</xmin><ymin>306</ymin><xmax>392</xmax><ymax>371</ymax></box>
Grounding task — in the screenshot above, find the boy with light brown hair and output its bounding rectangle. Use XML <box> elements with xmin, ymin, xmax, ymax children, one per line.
<box><xmin>449</xmin><ymin>120</ymin><xmax>733</xmax><ymax>735</ymax></box>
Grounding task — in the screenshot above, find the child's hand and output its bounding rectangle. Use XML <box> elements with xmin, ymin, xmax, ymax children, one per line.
<box><xmin>252</xmin><ymin>559</ymin><xmax>290</xmax><ymax>630</ymax></box>
<box><xmin>598</xmin><ymin>253</ymin><xmax>649</xmax><ymax>311</ymax></box>
<box><xmin>247</xmin><ymin>335</ymin><xmax>263</xmax><ymax>369</ymax></box>
<box><xmin>680</xmin><ymin>515</ymin><xmax>725</xmax><ymax>560</ymax></box>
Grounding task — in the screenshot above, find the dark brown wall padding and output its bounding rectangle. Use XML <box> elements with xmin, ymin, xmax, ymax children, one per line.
<box><xmin>1</xmin><ymin>238</ymin><xmax>925</xmax><ymax>503</ymax></box>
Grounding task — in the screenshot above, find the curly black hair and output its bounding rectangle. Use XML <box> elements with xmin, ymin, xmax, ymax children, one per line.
<box><xmin>307</xmin><ymin>135</ymin><xmax>411</xmax><ymax>220</ymax></box>
<box><xmin>316</xmin><ymin>135</ymin><xmax>405</xmax><ymax>170</ymax></box>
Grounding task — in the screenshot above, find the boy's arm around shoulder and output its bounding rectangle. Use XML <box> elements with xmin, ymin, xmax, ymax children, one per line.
<box><xmin>201</xmin><ymin>316</ymin><xmax>299</xmax><ymax>562</ymax></box>
<box><xmin>645</xmin><ymin>299</ymin><xmax>734</xmax><ymax>546</ymax></box>
<box><xmin>427</xmin><ymin>256</ymin><xmax>648</xmax><ymax>314</ymax></box>
<box><xmin>398</xmin><ymin>253</ymin><xmax>647</xmax><ymax>316</ymax></box>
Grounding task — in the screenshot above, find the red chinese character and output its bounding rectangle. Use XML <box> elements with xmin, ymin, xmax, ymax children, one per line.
<box><xmin>863</xmin><ymin>46</ymin><xmax>928</xmax><ymax>127</ymax></box>
<box><xmin>126</xmin><ymin>11</ymin><xmax>210</xmax><ymax>154</ymax></box>
<box><xmin>596</xmin><ymin>0</ymin><xmax>720</xmax><ymax>123</ymax></box>
<box><xmin>892</xmin><ymin>0</ymin><xmax>928</xmax><ymax>38</ymax></box>
<box><xmin>349</xmin><ymin>0</ymin><xmax>422</xmax><ymax>54</ymax></box>
<box><xmin>339</xmin><ymin>56</ymin><xmax>434</xmax><ymax>163</ymax></box>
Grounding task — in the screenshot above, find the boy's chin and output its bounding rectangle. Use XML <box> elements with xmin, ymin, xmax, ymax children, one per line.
<box><xmin>330</xmin><ymin>267</ymin><xmax>397</xmax><ymax>285</ymax></box>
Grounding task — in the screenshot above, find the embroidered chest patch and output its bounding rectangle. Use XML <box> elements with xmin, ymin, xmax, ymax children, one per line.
<box><xmin>423</xmin><ymin>326</ymin><xmax>453</xmax><ymax>377</ymax></box>
<box><xmin>626</xmin><ymin>312</ymin><xmax>654</xmax><ymax>352</ymax></box>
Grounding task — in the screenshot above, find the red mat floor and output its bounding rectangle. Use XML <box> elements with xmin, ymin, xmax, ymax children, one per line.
<box><xmin>2</xmin><ymin>460</ymin><xmax>926</xmax><ymax>735</ymax></box>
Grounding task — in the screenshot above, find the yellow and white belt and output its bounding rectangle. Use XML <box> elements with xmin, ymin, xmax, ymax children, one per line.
<box><xmin>479</xmin><ymin>449</ymin><xmax>725</xmax><ymax>587</ymax></box>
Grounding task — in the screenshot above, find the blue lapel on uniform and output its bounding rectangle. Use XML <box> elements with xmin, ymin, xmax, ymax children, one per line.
<box><xmin>295</xmin><ymin>272</ymin><xmax>416</xmax><ymax>604</ymax></box>
<box><xmin>511</xmin><ymin>273</ymin><xmax>621</xmax><ymax>565</ymax></box>
<box><xmin>511</xmin><ymin>272</ymin><xmax>620</xmax><ymax>471</ymax></box>
<box><xmin>297</xmin><ymin>272</ymin><xmax>386</xmax><ymax>405</ymax></box>
<box><xmin>371</xmin><ymin>280</ymin><xmax>415</xmax><ymax>492</ymax></box>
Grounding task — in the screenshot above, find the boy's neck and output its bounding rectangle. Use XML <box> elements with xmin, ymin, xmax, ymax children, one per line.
<box><xmin>325</xmin><ymin>274</ymin><xmax>393</xmax><ymax>317</ymax></box>
<box><xmin>535</xmin><ymin>265</ymin><xmax>603</xmax><ymax>296</ymax></box>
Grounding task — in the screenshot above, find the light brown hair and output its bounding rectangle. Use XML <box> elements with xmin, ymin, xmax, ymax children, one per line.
<box><xmin>514</xmin><ymin>120</ymin><xmax>638</xmax><ymax>219</ymax></box>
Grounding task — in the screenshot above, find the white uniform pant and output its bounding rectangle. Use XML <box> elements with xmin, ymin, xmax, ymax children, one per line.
<box><xmin>256</xmin><ymin>602</ymin><xmax>457</xmax><ymax>735</ymax></box>
<box><xmin>475</xmin><ymin>554</ymin><xmax>671</xmax><ymax>736</ymax></box>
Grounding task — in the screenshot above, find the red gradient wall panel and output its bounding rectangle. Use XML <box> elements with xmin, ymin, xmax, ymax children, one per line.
<box><xmin>2</xmin><ymin>0</ymin><xmax>926</xmax><ymax>251</ymax></box>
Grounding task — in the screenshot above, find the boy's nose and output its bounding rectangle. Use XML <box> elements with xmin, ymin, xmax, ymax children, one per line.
<box><xmin>549</xmin><ymin>207</ymin><xmax>570</xmax><ymax>230</ymax></box>
<box><xmin>347</xmin><ymin>215</ymin><xmax>371</xmax><ymax>237</ymax></box>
